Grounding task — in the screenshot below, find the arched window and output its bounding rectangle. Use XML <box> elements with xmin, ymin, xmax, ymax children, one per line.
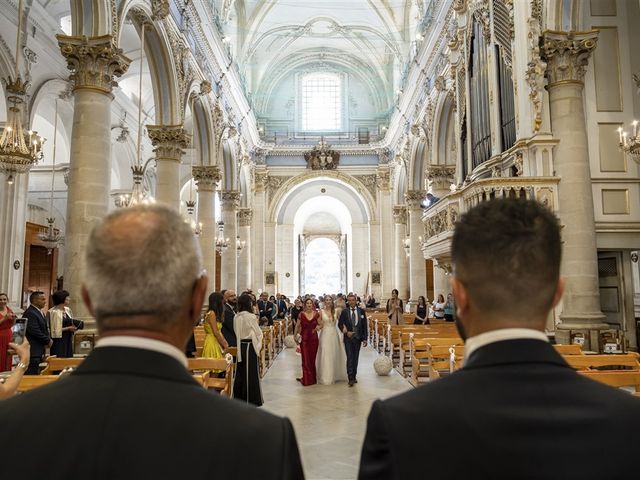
<box><xmin>301</xmin><ymin>73</ymin><xmax>342</xmax><ymax>131</ymax></box>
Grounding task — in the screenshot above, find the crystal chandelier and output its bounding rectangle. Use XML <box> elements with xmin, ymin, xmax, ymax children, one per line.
<box><xmin>236</xmin><ymin>235</ymin><xmax>245</xmax><ymax>257</ymax></box>
<box><xmin>38</xmin><ymin>98</ymin><xmax>62</xmax><ymax>254</ymax></box>
<box><xmin>0</xmin><ymin>0</ymin><xmax>45</xmax><ymax>180</ymax></box>
<box><xmin>215</xmin><ymin>221</ymin><xmax>229</xmax><ymax>254</ymax></box>
<box><xmin>618</xmin><ymin>121</ymin><xmax>640</xmax><ymax>164</ymax></box>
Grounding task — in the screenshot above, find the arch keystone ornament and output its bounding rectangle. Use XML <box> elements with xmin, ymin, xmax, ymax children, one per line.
<box><xmin>57</xmin><ymin>35</ymin><xmax>131</xmax><ymax>95</ymax></box>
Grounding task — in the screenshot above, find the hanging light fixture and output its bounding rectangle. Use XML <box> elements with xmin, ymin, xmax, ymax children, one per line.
<box><xmin>0</xmin><ymin>0</ymin><xmax>45</xmax><ymax>180</ymax></box>
<box><xmin>402</xmin><ymin>237</ymin><xmax>411</xmax><ymax>257</ymax></box>
<box><xmin>121</xmin><ymin>21</ymin><xmax>153</xmax><ymax>207</ymax></box>
<box><xmin>215</xmin><ymin>220</ymin><xmax>229</xmax><ymax>254</ymax></box>
<box><xmin>618</xmin><ymin>121</ymin><xmax>640</xmax><ymax>165</ymax></box>
<box><xmin>236</xmin><ymin>235</ymin><xmax>245</xmax><ymax>257</ymax></box>
<box><xmin>38</xmin><ymin>97</ymin><xmax>62</xmax><ymax>254</ymax></box>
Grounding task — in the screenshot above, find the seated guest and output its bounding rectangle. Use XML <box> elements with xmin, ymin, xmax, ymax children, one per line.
<box><xmin>233</xmin><ymin>293</ymin><xmax>263</xmax><ymax>406</ymax></box>
<box><xmin>48</xmin><ymin>290</ymin><xmax>84</xmax><ymax>358</ymax></box>
<box><xmin>359</xmin><ymin>198</ymin><xmax>640</xmax><ymax>479</ymax></box>
<box><xmin>0</xmin><ymin>205</ymin><xmax>303</xmax><ymax>479</ymax></box>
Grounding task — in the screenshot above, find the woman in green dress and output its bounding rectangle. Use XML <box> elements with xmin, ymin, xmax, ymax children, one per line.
<box><xmin>202</xmin><ymin>292</ymin><xmax>228</xmax><ymax>359</ymax></box>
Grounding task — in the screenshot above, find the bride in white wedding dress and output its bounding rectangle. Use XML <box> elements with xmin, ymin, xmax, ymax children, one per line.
<box><xmin>316</xmin><ymin>296</ymin><xmax>348</xmax><ymax>385</ymax></box>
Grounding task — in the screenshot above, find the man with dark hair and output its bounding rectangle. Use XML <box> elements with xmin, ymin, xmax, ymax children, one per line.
<box><xmin>221</xmin><ymin>289</ymin><xmax>237</xmax><ymax>346</ymax></box>
<box><xmin>258</xmin><ymin>291</ymin><xmax>275</xmax><ymax>326</ymax></box>
<box><xmin>359</xmin><ymin>198</ymin><xmax>640</xmax><ymax>479</ymax></box>
<box><xmin>24</xmin><ymin>290</ymin><xmax>51</xmax><ymax>374</ymax></box>
<box><xmin>0</xmin><ymin>205</ymin><xmax>303</xmax><ymax>479</ymax></box>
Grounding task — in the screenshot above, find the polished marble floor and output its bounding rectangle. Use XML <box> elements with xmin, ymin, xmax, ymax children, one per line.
<box><xmin>261</xmin><ymin>345</ymin><xmax>412</xmax><ymax>480</ymax></box>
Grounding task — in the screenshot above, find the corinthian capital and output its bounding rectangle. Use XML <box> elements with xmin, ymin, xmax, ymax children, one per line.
<box><xmin>542</xmin><ymin>30</ymin><xmax>598</xmax><ymax>86</ymax></box>
<box><xmin>220</xmin><ymin>190</ymin><xmax>241</xmax><ymax>209</ymax></box>
<box><xmin>405</xmin><ymin>190</ymin><xmax>426</xmax><ymax>209</ymax></box>
<box><xmin>426</xmin><ymin>165</ymin><xmax>456</xmax><ymax>192</ymax></box>
<box><xmin>392</xmin><ymin>205</ymin><xmax>407</xmax><ymax>225</ymax></box>
<box><xmin>57</xmin><ymin>35</ymin><xmax>131</xmax><ymax>95</ymax></box>
<box><xmin>237</xmin><ymin>207</ymin><xmax>253</xmax><ymax>227</ymax></box>
<box><xmin>147</xmin><ymin>125</ymin><xmax>190</xmax><ymax>161</ymax></box>
<box><xmin>192</xmin><ymin>165</ymin><xmax>221</xmax><ymax>191</ymax></box>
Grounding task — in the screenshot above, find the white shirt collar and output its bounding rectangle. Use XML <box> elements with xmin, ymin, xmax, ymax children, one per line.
<box><xmin>95</xmin><ymin>336</ymin><xmax>188</xmax><ymax>367</ymax></box>
<box><xmin>464</xmin><ymin>328</ymin><xmax>548</xmax><ymax>362</ymax></box>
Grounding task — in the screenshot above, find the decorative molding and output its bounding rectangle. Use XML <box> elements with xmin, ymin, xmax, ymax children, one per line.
<box><xmin>525</xmin><ymin>11</ymin><xmax>546</xmax><ymax>132</ymax></box>
<box><xmin>304</xmin><ymin>139</ymin><xmax>340</xmax><ymax>170</ymax></box>
<box><xmin>425</xmin><ymin>165</ymin><xmax>456</xmax><ymax>191</ymax></box>
<box><xmin>151</xmin><ymin>0</ymin><xmax>170</xmax><ymax>21</ymax></box>
<box><xmin>254</xmin><ymin>168</ymin><xmax>269</xmax><ymax>192</ymax></box>
<box><xmin>354</xmin><ymin>174</ymin><xmax>378</xmax><ymax>199</ymax></box>
<box><xmin>392</xmin><ymin>205</ymin><xmax>408</xmax><ymax>225</ymax></box>
<box><xmin>220</xmin><ymin>190</ymin><xmax>241</xmax><ymax>208</ymax></box>
<box><xmin>541</xmin><ymin>30</ymin><xmax>599</xmax><ymax>86</ymax></box>
<box><xmin>237</xmin><ymin>207</ymin><xmax>253</xmax><ymax>227</ymax></box>
<box><xmin>424</xmin><ymin>205</ymin><xmax>459</xmax><ymax>238</ymax></box>
<box><xmin>147</xmin><ymin>125</ymin><xmax>190</xmax><ymax>160</ymax></box>
<box><xmin>266</xmin><ymin>175</ymin><xmax>293</xmax><ymax>204</ymax></box>
<box><xmin>405</xmin><ymin>190</ymin><xmax>426</xmax><ymax>209</ymax></box>
<box><xmin>57</xmin><ymin>35</ymin><xmax>131</xmax><ymax>95</ymax></box>
<box><xmin>192</xmin><ymin>165</ymin><xmax>221</xmax><ymax>191</ymax></box>
<box><xmin>376</xmin><ymin>167</ymin><xmax>391</xmax><ymax>191</ymax></box>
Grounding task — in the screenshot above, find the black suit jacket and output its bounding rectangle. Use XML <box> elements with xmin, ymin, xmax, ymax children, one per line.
<box><xmin>24</xmin><ymin>304</ymin><xmax>51</xmax><ymax>358</ymax></box>
<box><xmin>359</xmin><ymin>339</ymin><xmax>640</xmax><ymax>480</ymax></box>
<box><xmin>338</xmin><ymin>307</ymin><xmax>367</xmax><ymax>342</ymax></box>
<box><xmin>221</xmin><ymin>303</ymin><xmax>237</xmax><ymax>346</ymax></box>
<box><xmin>0</xmin><ymin>346</ymin><xmax>304</xmax><ymax>480</ymax></box>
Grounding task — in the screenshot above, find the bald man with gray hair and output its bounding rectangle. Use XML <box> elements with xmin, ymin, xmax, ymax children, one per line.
<box><xmin>0</xmin><ymin>205</ymin><xmax>304</xmax><ymax>480</ymax></box>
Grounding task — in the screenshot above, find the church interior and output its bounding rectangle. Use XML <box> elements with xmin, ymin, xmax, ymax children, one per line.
<box><xmin>1</xmin><ymin>0</ymin><xmax>640</xmax><ymax>477</ymax></box>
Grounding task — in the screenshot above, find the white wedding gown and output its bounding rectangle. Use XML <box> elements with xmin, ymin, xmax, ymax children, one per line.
<box><xmin>316</xmin><ymin>310</ymin><xmax>348</xmax><ymax>385</ymax></box>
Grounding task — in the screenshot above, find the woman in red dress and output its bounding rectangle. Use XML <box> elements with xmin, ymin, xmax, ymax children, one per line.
<box><xmin>0</xmin><ymin>293</ymin><xmax>16</xmax><ymax>372</ymax></box>
<box><xmin>295</xmin><ymin>298</ymin><xmax>320</xmax><ymax>386</ymax></box>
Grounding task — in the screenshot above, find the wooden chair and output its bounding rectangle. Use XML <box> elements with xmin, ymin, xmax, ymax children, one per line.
<box><xmin>187</xmin><ymin>356</ymin><xmax>234</xmax><ymax>396</ymax></box>
<box><xmin>40</xmin><ymin>356</ymin><xmax>85</xmax><ymax>375</ymax></box>
<box><xmin>17</xmin><ymin>375</ymin><xmax>60</xmax><ymax>393</ymax></box>
<box><xmin>580</xmin><ymin>370</ymin><xmax>640</xmax><ymax>392</ymax></box>
<box><xmin>553</xmin><ymin>344</ymin><xmax>583</xmax><ymax>355</ymax></box>
<box><xmin>564</xmin><ymin>353</ymin><xmax>640</xmax><ymax>371</ymax></box>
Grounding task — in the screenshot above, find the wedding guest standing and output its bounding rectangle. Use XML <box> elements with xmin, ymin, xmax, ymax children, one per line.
<box><xmin>24</xmin><ymin>291</ymin><xmax>52</xmax><ymax>374</ymax></box>
<box><xmin>48</xmin><ymin>290</ymin><xmax>84</xmax><ymax>358</ymax></box>
<box><xmin>444</xmin><ymin>293</ymin><xmax>454</xmax><ymax>321</ymax></box>
<box><xmin>0</xmin><ymin>293</ymin><xmax>15</xmax><ymax>372</ymax></box>
<box><xmin>295</xmin><ymin>298</ymin><xmax>320</xmax><ymax>386</ymax></box>
<box><xmin>233</xmin><ymin>293</ymin><xmax>263</xmax><ymax>406</ymax></box>
<box><xmin>386</xmin><ymin>289</ymin><xmax>403</xmax><ymax>325</ymax></box>
<box><xmin>413</xmin><ymin>296</ymin><xmax>429</xmax><ymax>325</ymax></box>
<box><xmin>202</xmin><ymin>292</ymin><xmax>228</xmax><ymax>361</ymax></box>
<box><xmin>432</xmin><ymin>294</ymin><xmax>446</xmax><ymax>320</ymax></box>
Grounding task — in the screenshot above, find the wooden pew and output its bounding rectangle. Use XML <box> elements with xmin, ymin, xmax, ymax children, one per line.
<box><xmin>398</xmin><ymin>326</ymin><xmax>459</xmax><ymax>374</ymax></box>
<box><xmin>565</xmin><ymin>353</ymin><xmax>640</xmax><ymax>371</ymax></box>
<box><xmin>581</xmin><ymin>370</ymin><xmax>640</xmax><ymax>393</ymax></box>
<box><xmin>17</xmin><ymin>375</ymin><xmax>60</xmax><ymax>393</ymax></box>
<box><xmin>428</xmin><ymin>345</ymin><xmax>465</xmax><ymax>380</ymax></box>
<box><xmin>386</xmin><ymin>325</ymin><xmax>433</xmax><ymax>367</ymax></box>
<box><xmin>41</xmin><ymin>356</ymin><xmax>85</xmax><ymax>375</ymax></box>
<box><xmin>553</xmin><ymin>344</ymin><xmax>583</xmax><ymax>355</ymax></box>
<box><xmin>187</xmin><ymin>356</ymin><xmax>234</xmax><ymax>396</ymax></box>
<box><xmin>194</xmin><ymin>325</ymin><xmax>206</xmax><ymax>357</ymax></box>
<box><xmin>409</xmin><ymin>337</ymin><xmax>464</xmax><ymax>385</ymax></box>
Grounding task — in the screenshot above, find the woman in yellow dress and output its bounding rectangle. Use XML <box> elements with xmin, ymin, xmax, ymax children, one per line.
<box><xmin>202</xmin><ymin>292</ymin><xmax>228</xmax><ymax>360</ymax></box>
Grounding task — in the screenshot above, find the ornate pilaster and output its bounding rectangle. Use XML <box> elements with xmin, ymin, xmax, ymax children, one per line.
<box><xmin>405</xmin><ymin>190</ymin><xmax>426</xmax><ymax>210</ymax></box>
<box><xmin>405</xmin><ymin>190</ymin><xmax>427</xmax><ymax>302</ymax></box>
<box><xmin>192</xmin><ymin>165</ymin><xmax>221</xmax><ymax>192</ymax></box>
<box><xmin>254</xmin><ymin>168</ymin><xmax>268</xmax><ymax>193</ymax></box>
<box><xmin>57</xmin><ymin>35</ymin><xmax>131</xmax><ymax>95</ymax></box>
<box><xmin>151</xmin><ymin>0</ymin><xmax>170</xmax><ymax>20</ymax></box>
<box><xmin>542</xmin><ymin>31</ymin><xmax>599</xmax><ymax>86</ymax></box>
<box><xmin>220</xmin><ymin>190</ymin><xmax>241</xmax><ymax>208</ymax></box>
<box><xmin>237</xmin><ymin>207</ymin><xmax>253</xmax><ymax>291</ymax></box>
<box><xmin>393</xmin><ymin>205</ymin><xmax>409</xmax><ymax>300</ymax></box>
<box><xmin>238</xmin><ymin>207</ymin><xmax>253</xmax><ymax>227</ymax></box>
<box><xmin>220</xmin><ymin>190</ymin><xmax>241</xmax><ymax>291</ymax></box>
<box><xmin>426</xmin><ymin>165</ymin><xmax>456</xmax><ymax>196</ymax></box>
<box><xmin>392</xmin><ymin>205</ymin><xmax>408</xmax><ymax>225</ymax></box>
<box><xmin>376</xmin><ymin>166</ymin><xmax>391</xmax><ymax>191</ymax></box>
<box><xmin>147</xmin><ymin>125</ymin><xmax>189</xmax><ymax>208</ymax></box>
<box><xmin>193</xmin><ymin>165</ymin><xmax>220</xmax><ymax>290</ymax></box>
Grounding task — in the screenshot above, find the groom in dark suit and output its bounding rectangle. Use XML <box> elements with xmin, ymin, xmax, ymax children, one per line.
<box><xmin>23</xmin><ymin>291</ymin><xmax>52</xmax><ymax>374</ymax></box>
<box><xmin>359</xmin><ymin>198</ymin><xmax>640</xmax><ymax>479</ymax></box>
<box><xmin>0</xmin><ymin>205</ymin><xmax>303</xmax><ymax>480</ymax></box>
<box><xmin>338</xmin><ymin>293</ymin><xmax>367</xmax><ymax>386</ymax></box>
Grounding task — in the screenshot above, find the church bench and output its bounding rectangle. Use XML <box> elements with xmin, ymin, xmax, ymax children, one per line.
<box><xmin>428</xmin><ymin>345</ymin><xmax>465</xmax><ymax>380</ymax></box>
<box><xmin>564</xmin><ymin>353</ymin><xmax>640</xmax><ymax>371</ymax></box>
<box><xmin>580</xmin><ymin>370</ymin><xmax>640</xmax><ymax>392</ymax></box>
<box><xmin>373</xmin><ymin>318</ymin><xmax>389</xmax><ymax>353</ymax></box>
<box><xmin>409</xmin><ymin>338</ymin><xmax>464</xmax><ymax>383</ymax></box>
<box><xmin>194</xmin><ymin>325</ymin><xmax>206</xmax><ymax>357</ymax></box>
<box><xmin>398</xmin><ymin>328</ymin><xmax>460</xmax><ymax>374</ymax></box>
<box><xmin>187</xmin><ymin>356</ymin><xmax>234</xmax><ymax>396</ymax></box>
<box><xmin>17</xmin><ymin>375</ymin><xmax>60</xmax><ymax>393</ymax></box>
<box><xmin>386</xmin><ymin>325</ymin><xmax>434</xmax><ymax>367</ymax></box>
<box><xmin>41</xmin><ymin>356</ymin><xmax>85</xmax><ymax>375</ymax></box>
<box><xmin>553</xmin><ymin>344</ymin><xmax>583</xmax><ymax>355</ymax></box>
<box><xmin>260</xmin><ymin>326</ymin><xmax>275</xmax><ymax>377</ymax></box>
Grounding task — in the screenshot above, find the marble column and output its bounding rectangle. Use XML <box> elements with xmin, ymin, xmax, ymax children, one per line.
<box><xmin>393</xmin><ymin>206</ymin><xmax>409</xmax><ymax>301</ymax></box>
<box><xmin>57</xmin><ymin>35</ymin><xmax>130</xmax><ymax>321</ymax></box>
<box><xmin>542</xmin><ymin>31</ymin><xmax>607</xmax><ymax>346</ymax></box>
<box><xmin>252</xmin><ymin>167</ymin><xmax>267</xmax><ymax>292</ymax></box>
<box><xmin>147</xmin><ymin>125</ymin><xmax>189</xmax><ymax>209</ymax></box>
<box><xmin>425</xmin><ymin>165</ymin><xmax>456</xmax><ymax>198</ymax></box>
<box><xmin>377</xmin><ymin>166</ymin><xmax>393</xmax><ymax>302</ymax></box>
<box><xmin>433</xmin><ymin>263</ymin><xmax>450</xmax><ymax>302</ymax></box>
<box><xmin>405</xmin><ymin>190</ymin><xmax>426</xmax><ymax>302</ymax></box>
<box><xmin>219</xmin><ymin>190</ymin><xmax>240</xmax><ymax>291</ymax></box>
<box><xmin>0</xmin><ymin>174</ymin><xmax>29</xmax><ymax>311</ymax></box>
<box><xmin>237</xmin><ymin>207</ymin><xmax>253</xmax><ymax>292</ymax></box>
<box><xmin>192</xmin><ymin>165</ymin><xmax>220</xmax><ymax>293</ymax></box>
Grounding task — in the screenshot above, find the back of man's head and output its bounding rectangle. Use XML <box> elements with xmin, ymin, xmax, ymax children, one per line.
<box><xmin>451</xmin><ymin>198</ymin><xmax>561</xmax><ymax>322</ymax></box>
<box><xmin>84</xmin><ymin>204</ymin><xmax>203</xmax><ymax>330</ymax></box>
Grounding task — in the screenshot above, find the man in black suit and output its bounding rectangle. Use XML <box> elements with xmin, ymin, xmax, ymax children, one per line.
<box><xmin>359</xmin><ymin>198</ymin><xmax>640</xmax><ymax>479</ymax></box>
<box><xmin>23</xmin><ymin>290</ymin><xmax>52</xmax><ymax>374</ymax></box>
<box><xmin>0</xmin><ymin>205</ymin><xmax>303</xmax><ymax>480</ymax></box>
<box><xmin>221</xmin><ymin>289</ymin><xmax>237</xmax><ymax>347</ymax></box>
<box><xmin>338</xmin><ymin>293</ymin><xmax>367</xmax><ymax>387</ymax></box>
<box><xmin>258</xmin><ymin>291</ymin><xmax>275</xmax><ymax>326</ymax></box>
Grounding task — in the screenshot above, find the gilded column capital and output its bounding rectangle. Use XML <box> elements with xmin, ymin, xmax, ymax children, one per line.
<box><xmin>237</xmin><ymin>207</ymin><xmax>253</xmax><ymax>227</ymax></box>
<box><xmin>192</xmin><ymin>165</ymin><xmax>220</xmax><ymax>191</ymax></box>
<box><xmin>405</xmin><ymin>190</ymin><xmax>426</xmax><ymax>209</ymax></box>
<box><xmin>147</xmin><ymin>125</ymin><xmax>190</xmax><ymax>161</ymax></box>
<box><xmin>57</xmin><ymin>35</ymin><xmax>131</xmax><ymax>95</ymax></box>
<box><xmin>541</xmin><ymin>30</ymin><xmax>598</xmax><ymax>86</ymax></box>
<box><xmin>220</xmin><ymin>190</ymin><xmax>241</xmax><ymax>209</ymax></box>
<box><xmin>425</xmin><ymin>165</ymin><xmax>456</xmax><ymax>191</ymax></box>
<box><xmin>393</xmin><ymin>205</ymin><xmax>408</xmax><ymax>225</ymax></box>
